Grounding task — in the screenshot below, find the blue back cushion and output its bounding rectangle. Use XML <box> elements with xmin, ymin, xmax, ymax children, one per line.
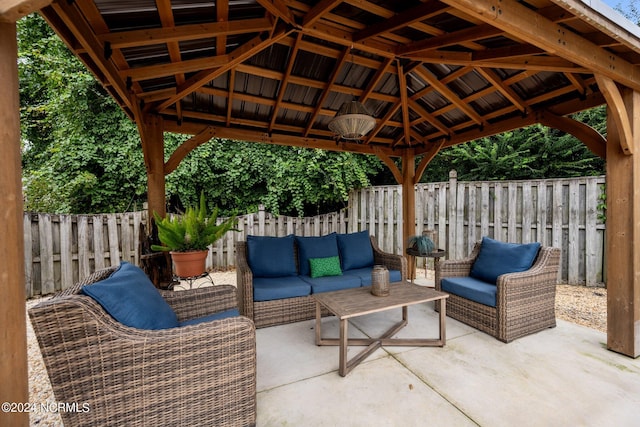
<box><xmin>470</xmin><ymin>237</ymin><xmax>541</xmax><ymax>284</ymax></box>
<box><xmin>295</xmin><ymin>233</ymin><xmax>340</xmax><ymax>277</ymax></box>
<box><xmin>81</xmin><ymin>262</ymin><xmax>179</xmax><ymax>330</ymax></box>
<box><xmin>337</xmin><ymin>231</ymin><xmax>374</xmax><ymax>270</ymax></box>
<box><xmin>247</xmin><ymin>235</ymin><xmax>297</xmax><ymax>278</ymax></box>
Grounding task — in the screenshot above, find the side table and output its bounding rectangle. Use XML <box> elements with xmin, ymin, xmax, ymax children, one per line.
<box><xmin>405</xmin><ymin>248</ymin><xmax>446</xmax><ymax>285</ymax></box>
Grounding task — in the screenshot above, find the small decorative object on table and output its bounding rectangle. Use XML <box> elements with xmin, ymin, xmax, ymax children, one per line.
<box><xmin>407</xmin><ymin>231</ymin><xmax>436</xmax><ymax>255</ymax></box>
<box><xmin>371</xmin><ymin>265</ymin><xmax>390</xmax><ymax>296</ymax></box>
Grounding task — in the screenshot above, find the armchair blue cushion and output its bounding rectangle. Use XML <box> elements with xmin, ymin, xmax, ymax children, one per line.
<box><xmin>247</xmin><ymin>235</ymin><xmax>297</xmax><ymax>278</ymax></box>
<box><xmin>81</xmin><ymin>262</ymin><xmax>179</xmax><ymax>330</ymax></box>
<box><xmin>337</xmin><ymin>230</ymin><xmax>374</xmax><ymax>270</ymax></box>
<box><xmin>470</xmin><ymin>237</ymin><xmax>541</xmax><ymax>284</ymax></box>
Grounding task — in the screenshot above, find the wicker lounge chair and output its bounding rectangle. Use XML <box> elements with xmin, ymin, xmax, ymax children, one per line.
<box><xmin>29</xmin><ymin>266</ymin><xmax>256</xmax><ymax>427</ymax></box>
<box><xmin>437</xmin><ymin>241</ymin><xmax>561</xmax><ymax>342</ymax></box>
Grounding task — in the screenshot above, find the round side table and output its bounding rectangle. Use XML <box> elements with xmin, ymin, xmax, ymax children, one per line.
<box><xmin>168</xmin><ymin>272</ymin><xmax>215</xmax><ymax>290</ymax></box>
<box><xmin>405</xmin><ymin>248</ymin><xmax>446</xmax><ymax>284</ymax></box>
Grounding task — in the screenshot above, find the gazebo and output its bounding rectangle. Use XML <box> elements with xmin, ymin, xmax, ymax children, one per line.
<box><xmin>2</xmin><ymin>0</ymin><xmax>640</xmax><ymax>423</ymax></box>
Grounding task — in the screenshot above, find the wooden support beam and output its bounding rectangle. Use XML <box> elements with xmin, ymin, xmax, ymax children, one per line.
<box><xmin>0</xmin><ymin>0</ymin><xmax>51</xmax><ymax>22</ymax></box>
<box><xmin>397</xmin><ymin>62</ymin><xmax>412</xmax><ymax>146</ymax></box>
<box><xmin>374</xmin><ymin>148</ymin><xmax>403</xmax><ymax>183</ymax></box>
<box><xmin>140</xmin><ymin>114</ymin><xmax>167</xmax><ymax>219</ymax></box>
<box><xmin>440</xmin><ymin>0</ymin><xmax>640</xmax><ymax>91</ymax></box>
<box><xmin>255</xmin><ymin>0</ymin><xmax>298</xmax><ymax>27</ymax></box>
<box><xmin>605</xmin><ymin>87</ymin><xmax>640</xmax><ymax>358</ymax></box>
<box><xmin>165</xmin><ymin>126</ymin><xmax>216</xmax><ymax>174</ymax></box>
<box><xmin>401</xmin><ymin>151</ymin><xmax>416</xmax><ymax>254</ymax></box>
<box><xmin>98</xmin><ymin>18</ymin><xmax>272</xmax><ymax>49</ymax></box>
<box><xmin>0</xmin><ymin>21</ymin><xmax>29</xmax><ymax>427</ymax></box>
<box><xmin>302</xmin><ymin>0</ymin><xmax>342</xmax><ymax>27</ymax></box>
<box><xmin>414</xmin><ymin>139</ymin><xmax>446</xmax><ymax>184</ymax></box>
<box><xmin>595</xmin><ymin>74</ymin><xmax>634</xmax><ymax>155</ymax></box>
<box><xmin>539</xmin><ymin>110</ymin><xmax>607</xmax><ymax>159</ymax></box>
<box><xmin>354</xmin><ymin>1</ymin><xmax>448</xmax><ymax>42</ymax></box>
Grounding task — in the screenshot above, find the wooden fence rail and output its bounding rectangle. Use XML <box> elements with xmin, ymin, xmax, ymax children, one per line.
<box><xmin>24</xmin><ymin>173</ymin><xmax>606</xmax><ymax>298</ymax></box>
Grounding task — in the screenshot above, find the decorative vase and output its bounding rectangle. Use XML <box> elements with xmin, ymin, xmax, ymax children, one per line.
<box><xmin>170</xmin><ymin>250</ymin><xmax>208</xmax><ymax>278</ymax></box>
<box><xmin>371</xmin><ymin>265</ymin><xmax>390</xmax><ymax>296</ymax></box>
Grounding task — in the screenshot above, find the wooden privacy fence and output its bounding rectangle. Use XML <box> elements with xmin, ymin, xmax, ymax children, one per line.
<box><xmin>24</xmin><ymin>173</ymin><xmax>606</xmax><ymax>297</ymax></box>
<box><xmin>349</xmin><ymin>171</ymin><xmax>606</xmax><ymax>286</ymax></box>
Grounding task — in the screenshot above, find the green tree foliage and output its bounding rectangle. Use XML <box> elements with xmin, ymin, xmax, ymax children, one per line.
<box><xmin>19</xmin><ymin>14</ymin><xmax>147</xmax><ymax>213</ymax></box>
<box><xmin>419</xmin><ymin>107</ymin><xmax>606</xmax><ymax>182</ymax></box>
<box><xmin>18</xmin><ymin>14</ymin><xmax>380</xmax><ymax>216</ymax></box>
<box><xmin>164</xmin><ymin>138</ymin><xmax>382</xmax><ymax>216</ymax></box>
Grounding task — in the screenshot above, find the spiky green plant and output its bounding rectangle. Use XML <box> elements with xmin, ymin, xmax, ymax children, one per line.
<box><xmin>151</xmin><ymin>192</ymin><xmax>238</xmax><ymax>252</ymax></box>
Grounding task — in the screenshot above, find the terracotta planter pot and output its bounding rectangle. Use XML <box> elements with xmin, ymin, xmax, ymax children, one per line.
<box><xmin>170</xmin><ymin>250</ymin><xmax>208</xmax><ymax>278</ymax></box>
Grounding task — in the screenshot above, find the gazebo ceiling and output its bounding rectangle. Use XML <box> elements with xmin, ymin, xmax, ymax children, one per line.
<box><xmin>39</xmin><ymin>0</ymin><xmax>640</xmax><ymax>157</ymax></box>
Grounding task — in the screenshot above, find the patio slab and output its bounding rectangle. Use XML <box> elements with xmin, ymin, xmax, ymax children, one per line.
<box><xmin>255</xmin><ymin>302</ymin><xmax>640</xmax><ymax>426</ymax></box>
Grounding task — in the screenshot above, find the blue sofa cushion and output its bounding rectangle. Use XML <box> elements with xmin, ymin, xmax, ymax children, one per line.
<box><xmin>309</xmin><ymin>256</ymin><xmax>342</xmax><ymax>278</ymax></box>
<box><xmin>81</xmin><ymin>262</ymin><xmax>179</xmax><ymax>330</ymax></box>
<box><xmin>342</xmin><ymin>267</ymin><xmax>402</xmax><ymax>286</ymax></box>
<box><xmin>296</xmin><ymin>233</ymin><xmax>340</xmax><ymax>277</ymax></box>
<box><xmin>300</xmin><ymin>274</ymin><xmax>362</xmax><ymax>294</ymax></box>
<box><xmin>470</xmin><ymin>237</ymin><xmax>541</xmax><ymax>284</ymax></box>
<box><xmin>337</xmin><ymin>230</ymin><xmax>375</xmax><ymax>270</ymax></box>
<box><xmin>441</xmin><ymin>277</ymin><xmax>497</xmax><ymax>307</ymax></box>
<box><xmin>253</xmin><ymin>276</ymin><xmax>312</xmax><ymax>302</ymax></box>
<box><xmin>179</xmin><ymin>309</ymin><xmax>240</xmax><ymax>327</ymax></box>
<box><xmin>247</xmin><ymin>235</ymin><xmax>297</xmax><ymax>278</ymax></box>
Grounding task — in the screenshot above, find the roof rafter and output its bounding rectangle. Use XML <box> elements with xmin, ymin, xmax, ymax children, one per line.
<box><xmin>154</xmin><ymin>26</ymin><xmax>291</xmax><ymax>113</ymax></box>
<box><xmin>440</xmin><ymin>0</ymin><xmax>640</xmax><ymax>91</ymax></box>
<box><xmin>98</xmin><ymin>18</ymin><xmax>273</xmax><ymax>49</ymax></box>
<box><xmin>353</xmin><ymin>1</ymin><xmax>449</xmax><ymax>43</ymax></box>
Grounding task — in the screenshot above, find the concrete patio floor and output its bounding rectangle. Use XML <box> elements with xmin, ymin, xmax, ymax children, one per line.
<box><xmin>255</xmin><ymin>295</ymin><xmax>640</xmax><ymax>426</ymax></box>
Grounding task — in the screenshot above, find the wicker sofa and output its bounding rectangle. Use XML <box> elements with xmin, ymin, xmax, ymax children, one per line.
<box><xmin>236</xmin><ymin>231</ymin><xmax>407</xmax><ymax>328</ymax></box>
<box><xmin>29</xmin><ymin>264</ymin><xmax>256</xmax><ymax>427</ymax></box>
<box><xmin>436</xmin><ymin>237</ymin><xmax>561</xmax><ymax>343</ymax></box>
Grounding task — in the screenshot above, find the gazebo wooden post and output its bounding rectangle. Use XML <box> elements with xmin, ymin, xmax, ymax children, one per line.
<box><xmin>605</xmin><ymin>86</ymin><xmax>640</xmax><ymax>358</ymax></box>
<box><xmin>141</xmin><ymin>114</ymin><xmax>166</xmax><ymax>220</ymax></box>
<box><xmin>0</xmin><ymin>21</ymin><xmax>29</xmax><ymax>427</ymax></box>
<box><xmin>400</xmin><ymin>151</ymin><xmax>417</xmax><ymax>280</ymax></box>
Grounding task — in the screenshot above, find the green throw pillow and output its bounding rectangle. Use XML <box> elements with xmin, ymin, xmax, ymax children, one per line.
<box><xmin>309</xmin><ymin>256</ymin><xmax>343</xmax><ymax>278</ymax></box>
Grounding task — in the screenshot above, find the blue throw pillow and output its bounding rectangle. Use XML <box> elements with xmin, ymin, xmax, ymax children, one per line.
<box><xmin>470</xmin><ymin>237</ymin><xmax>541</xmax><ymax>284</ymax></box>
<box><xmin>81</xmin><ymin>262</ymin><xmax>179</xmax><ymax>330</ymax></box>
<box><xmin>295</xmin><ymin>233</ymin><xmax>340</xmax><ymax>277</ymax></box>
<box><xmin>337</xmin><ymin>230</ymin><xmax>374</xmax><ymax>270</ymax></box>
<box><xmin>247</xmin><ymin>235</ymin><xmax>297</xmax><ymax>278</ymax></box>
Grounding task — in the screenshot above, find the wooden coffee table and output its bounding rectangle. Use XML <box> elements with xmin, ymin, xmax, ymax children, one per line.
<box><xmin>313</xmin><ymin>281</ymin><xmax>448</xmax><ymax>376</ymax></box>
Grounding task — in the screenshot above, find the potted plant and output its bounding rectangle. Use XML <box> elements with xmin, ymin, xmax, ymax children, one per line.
<box><xmin>151</xmin><ymin>192</ymin><xmax>239</xmax><ymax>277</ymax></box>
<box><xmin>407</xmin><ymin>233</ymin><xmax>435</xmax><ymax>255</ymax></box>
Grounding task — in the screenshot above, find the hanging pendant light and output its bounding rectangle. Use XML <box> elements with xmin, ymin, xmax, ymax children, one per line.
<box><xmin>328</xmin><ymin>100</ymin><xmax>376</xmax><ymax>140</ymax></box>
<box><xmin>328</xmin><ymin>47</ymin><xmax>376</xmax><ymax>141</ymax></box>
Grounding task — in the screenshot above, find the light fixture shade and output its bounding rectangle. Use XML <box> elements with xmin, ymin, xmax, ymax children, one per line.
<box><xmin>328</xmin><ymin>101</ymin><xmax>376</xmax><ymax>140</ymax></box>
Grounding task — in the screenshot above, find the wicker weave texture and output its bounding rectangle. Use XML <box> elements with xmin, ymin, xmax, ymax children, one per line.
<box><xmin>29</xmin><ymin>267</ymin><xmax>257</xmax><ymax>427</ymax></box>
<box><xmin>236</xmin><ymin>236</ymin><xmax>407</xmax><ymax>328</ymax></box>
<box><xmin>437</xmin><ymin>243</ymin><xmax>561</xmax><ymax>343</ymax></box>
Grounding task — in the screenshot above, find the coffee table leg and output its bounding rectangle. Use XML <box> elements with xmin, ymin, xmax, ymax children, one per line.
<box><xmin>315</xmin><ymin>302</ymin><xmax>322</xmax><ymax>346</ymax></box>
<box><xmin>339</xmin><ymin>318</ymin><xmax>348</xmax><ymax>376</ymax></box>
<box><xmin>440</xmin><ymin>298</ymin><xmax>446</xmax><ymax>343</ymax></box>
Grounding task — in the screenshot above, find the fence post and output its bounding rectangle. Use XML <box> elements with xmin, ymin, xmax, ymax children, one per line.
<box><xmin>448</xmin><ymin>170</ymin><xmax>458</xmax><ymax>258</ymax></box>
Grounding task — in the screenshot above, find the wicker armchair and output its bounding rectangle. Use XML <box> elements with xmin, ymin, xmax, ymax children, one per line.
<box><xmin>437</xmin><ymin>243</ymin><xmax>561</xmax><ymax>342</ymax></box>
<box><xmin>29</xmin><ymin>266</ymin><xmax>257</xmax><ymax>427</ymax></box>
